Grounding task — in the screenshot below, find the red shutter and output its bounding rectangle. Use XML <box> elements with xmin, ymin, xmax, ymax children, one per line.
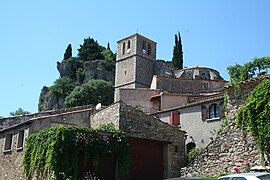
<box><xmin>170</xmin><ymin>111</ymin><xmax>180</xmax><ymax>126</ymax></box>
<box><xmin>170</xmin><ymin>112</ymin><xmax>173</xmax><ymax>125</ymax></box>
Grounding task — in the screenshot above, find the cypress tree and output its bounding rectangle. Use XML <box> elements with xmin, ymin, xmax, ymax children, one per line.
<box><xmin>64</xmin><ymin>44</ymin><xmax>72</xmax><ymax>60</ymax></box>
<box><xmin>172</xmin><ymin>32</ymin><xmax>183</xmax><ymax>69</ymax></box>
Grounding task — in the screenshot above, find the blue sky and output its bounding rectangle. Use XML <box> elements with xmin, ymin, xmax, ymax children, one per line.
<box><xmin>0</xmin><ymin>1</ymin><xmax>269</xmax><ymax>116</ymax></box>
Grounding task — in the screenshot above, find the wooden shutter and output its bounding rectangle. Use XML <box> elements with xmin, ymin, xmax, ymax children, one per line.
<box><xmin>170</xmin><ymin>111</ymin><xmax>180</xmax><ymax>126</ymax></box>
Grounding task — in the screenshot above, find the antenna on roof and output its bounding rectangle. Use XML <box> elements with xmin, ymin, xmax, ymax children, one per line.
<box><xmin>95</xmin><ymin>103</ymin><xmax>101</xmax><ymax>110</ymax></box>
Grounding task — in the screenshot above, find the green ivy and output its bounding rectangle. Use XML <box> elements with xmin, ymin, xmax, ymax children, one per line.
<box><xmin>235</xmin><ymin>79</ymin><xmax>270</xmax><ymax>164</ymax></box>
<box><xmin>22</xmin><ymin>125</ymin><xmax>130</xmax><ymax>180</ymax></box>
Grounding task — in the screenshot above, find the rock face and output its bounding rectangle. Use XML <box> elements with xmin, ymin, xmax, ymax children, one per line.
<box><xmin>84</xmin><ymin>61</ymin><xmax>115</xmax><ymax>84</ymax></box>
<box><xmin>57</xmin><ymin>59</ymin><xmax>78</xmax><ymax>79</ymax></box>
<box><xmin>184</xmin><ymin>76</ymin><xmax>270</xmax><ymax>177</ymax></box>
<box><xmin>38</xmin><ymin>86</ymin><xmax>65</xmax><ymax>112</ymax></box>
<box><xmin>38</xmin><ymin>59</ymin><xmax>115</xmax><ymax>112</ymax></box>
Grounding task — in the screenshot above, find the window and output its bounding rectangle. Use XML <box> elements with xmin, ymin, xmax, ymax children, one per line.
<box><xmin>142</xmin><ymin>41</ymin><xmax>146</xmax><ymax>50</ymax></box>
<box><xmin>232</xmin><ymin>177</ymin><xmax>247</xmax><ymax>180</ymax></box>
<box><xmin>173</xmin><ymin>145</ymin><xmax>179</xmax><ymax>154</ymax></box>
<box><xmin>122</xmin><ymin>42</ymin><xmax>126</xmax><ymax>55</ymax></box>
<box><xmin>170</xmin><ymin>111</ymin><xmax>180</xmax><ymax>126</ymax></box>
<box><xmin>147</xmin><ymin>43</ymin><xmax>152</xmax><ymax>55</ymax></box>
<box><xmin>219</xmin><ymin>178</ymin><xmax>230</xmax><ymax>180</ymax></box>
<box><xmin>4</xmin><ymin>134</ymin><xmax>13</xmax><ymax>152</ymax></box>
<box><xmin>17</xmin><ymin>130</ymin><xmax>24</xmax><ymax>150</ymax></box>
<box><xmin>209</xmin><ymin>104</ymin><xmax>219</xmax><ymax>119</ymax></box>
<box><xmin>127</xmin><ymin>40</ymin><xmax>131</xmax><ymax>49</ymax></box>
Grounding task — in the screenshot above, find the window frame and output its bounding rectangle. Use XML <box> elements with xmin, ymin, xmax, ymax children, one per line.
<box><xmin>209</xmin><ymin>103</ymin><xmax>219</xmax><ymax>119</ymax></box>
<box><xmin>3</xmin><ymin>134</ymin><xmax>13</xmax><ymax>152</ymax></box>
<box><xmin>17</xmin><ymin>130</ymin><xmax>25</xmax><ymax>150</ymax></box>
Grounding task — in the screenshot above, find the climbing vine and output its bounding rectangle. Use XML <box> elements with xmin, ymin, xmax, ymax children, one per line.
<box><xmin>22</xmin><ymin>124</ymin><xmax>130</xmax><ymax>180</ymax></box>
<box><xmin>235</xmin><ymin>79</ymin><xmax>270</xmax><ymax>164</ymax></box>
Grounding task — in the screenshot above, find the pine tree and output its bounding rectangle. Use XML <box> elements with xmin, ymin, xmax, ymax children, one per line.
<box><xmin>64</xmin><ymin>44</ymin><xmax>72</xmax><ymax>60</ymax></box>
<box><xmin>78</xmin><ymin>37</ymin><xmax>104</xmax><ymax>61</ymax></box>
<box><xmin>172</xmin><ymin>32</ymin><xmax>183</xmax><ymax>69</ymax></box>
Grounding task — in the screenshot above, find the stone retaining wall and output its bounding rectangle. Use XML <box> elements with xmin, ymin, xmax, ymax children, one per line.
<box><xmin>185</xmin><ymin>76</ymin><xmax>270</xmax><ymax>177</ymax></box>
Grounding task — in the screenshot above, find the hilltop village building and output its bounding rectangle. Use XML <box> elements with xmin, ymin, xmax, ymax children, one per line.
<box><xmin>115</xmin><ymin>33</ymin><xmax>227</xmax><ymax>149</ymax></box>
<box><xmin>0</xmin><ymin>33</ymin><xmax>227</xmax><ymax>179</ymax></box>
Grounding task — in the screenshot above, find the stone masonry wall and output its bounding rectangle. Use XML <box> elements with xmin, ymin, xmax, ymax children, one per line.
<box><xmin>91</xmin><ymin>102</ymin><xmax>186</xmax><ymax>178</ymax></box>
<box><xmin>90</xmin><ymin>102</ymin><xmax>120</xmax><ymax>129</ymax></box>
<box><xmin>184</xmin><ymin>76</ymin><xmax>270</xmax><ymax>177</ymax></box>
<box><xmin>0</xmin><ymin>125</ymin><xmax>30</xmax><ymax>180</ymax></box>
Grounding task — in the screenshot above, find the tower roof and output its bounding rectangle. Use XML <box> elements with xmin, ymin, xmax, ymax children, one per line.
<box><xmin>117</xmin><ymin>33</ymin><xmax>157</xmax><ymax>44</ymax></box>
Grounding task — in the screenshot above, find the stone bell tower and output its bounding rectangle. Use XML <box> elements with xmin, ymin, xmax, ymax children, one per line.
<box><xmin>114</xmin><ymin>33</ymin><xmax>157</xmax><ymax>101</ymax></box>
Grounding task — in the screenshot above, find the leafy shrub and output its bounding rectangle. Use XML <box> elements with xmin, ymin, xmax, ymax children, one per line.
<box><xmin>49</xmin><ymin>76</ymin><xmax>75</xmax><ymax>96</ymax></box>
<box><xmin>64</xmin><ymin>79</ymin><xmax>114</xmax><ymax>107</ymax></box>
<box><xmin>76</xmin><ymin>67</ymin><xmax>85</xmax><ymax>83</ymax></box>
<box><xmin>187</xmin><ymin>147</ymin><xmax>204</xmax><ymax>164</ymax></box>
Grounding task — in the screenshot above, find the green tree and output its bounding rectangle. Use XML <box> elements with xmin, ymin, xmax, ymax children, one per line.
<box><xmin>227</xmin><ymin>57</ymin><xmax>270</xmax><ymax>85</ymax></box>
<box><xmin>172</xmin><ymin>31</ymin><xmax>183</xmax><ymax>69</ymax></box>
<box><xmin>63</xmin><ymin>44</ymin><xmax>72</xmax><ymax>60</ymax></box>
<box><xmin>101</xmin><ymin>49</ymin><xmax>115</xmax><ymax>62</ymax></box>
<box><xmin>78</xmin><ymin>37</ymin><xmax>104</xmax><ymax>61</ymax></box>
<box><xmin>65</xmin><ymin>79</ymin><xmax>114</xmax><ymax>107</ymax></box>
<box><xmin>10</xmin><ymin>108</ymin><xmax>31</xmax><ymax>116</ymax></box>
<box><xmin>49</xmin><ymin>76</ymin><xmax>75</xmax><ymax>96</ymax></box>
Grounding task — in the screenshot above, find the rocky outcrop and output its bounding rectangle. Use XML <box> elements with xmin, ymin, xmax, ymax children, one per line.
<box><xmin>38</xmin><ymin>59</ymin><xmax>115</xmax><ymax>112</ymax></box>
<box><xmin>57</xmin><ymin>58</ymin><xmax>79</xmax><ymax>79</ymax></box>
<box><xmin>84</xmin><ymin>60</ymin><xmax>115</xmax><ymax>84</ymax></box>
<box><xmin>38</xmin><ymin>86</ymin><xmax>65</xmax><ymax>112</ymax></box>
